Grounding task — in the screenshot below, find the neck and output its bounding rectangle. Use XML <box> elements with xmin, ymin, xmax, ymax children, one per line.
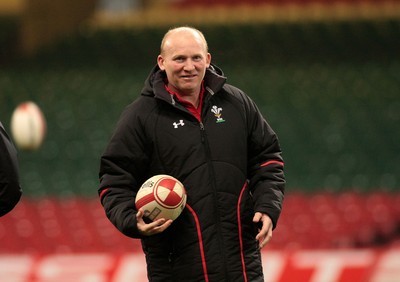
<box><xmin>166</xmin><ymin>84</ymin><xmax>202</xmax><ymax>108</ymax></box>
<box><xmin>180</xmin><ymin>93</ymin><xmax>200</xmax><ymax>108</ymax></box>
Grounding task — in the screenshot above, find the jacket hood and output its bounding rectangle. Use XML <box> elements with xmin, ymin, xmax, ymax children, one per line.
<box><xmin>140</xmin><ymin>63</ymin><xmax>226</xmax><ymax>99</ymax></box>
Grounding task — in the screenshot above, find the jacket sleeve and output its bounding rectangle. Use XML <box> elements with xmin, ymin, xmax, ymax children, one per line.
<box><xmin>98</xmin><ymin>104</ymin><xmax>151</xmax><ymax>238</ymax></box>
<box><xmin>0</xmin><ymin>123</ymin><xmax>22</xmax><ymax>217</ymax></box>
<box><xmin>245</xmin><ymin>97</ymin><xmax>285</xmax><ymax>229</ymax></box>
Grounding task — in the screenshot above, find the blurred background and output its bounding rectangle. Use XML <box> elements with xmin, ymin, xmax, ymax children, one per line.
<box><xmin>1</xmin><ymin>0</ymin><xmax>400</xmax><ymax>281</ymax></box>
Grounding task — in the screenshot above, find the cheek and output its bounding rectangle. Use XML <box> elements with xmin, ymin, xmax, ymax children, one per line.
<box><xmin>197</xmin><ymin>65</ymin><xmax>207</xmax><ymax>76</ymax></box>
<box><xmin>196</xmin><ymin>63</ymin><xmax>207</xmax><ymax>71</ymax></box>
<box><xmin>167</xmin><ymin>64</ymin><xmax>182</xmax><ymax>73</ymax></box>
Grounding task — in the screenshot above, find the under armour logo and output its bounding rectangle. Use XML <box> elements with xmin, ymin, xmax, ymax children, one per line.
<box><xmin>173</xmin><ymin>120</ymin><xmax>185</xmax><ymax>128</ymax></box>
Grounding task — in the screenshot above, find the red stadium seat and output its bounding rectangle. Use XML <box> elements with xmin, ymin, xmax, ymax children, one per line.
<box><xmin>1</xmin><ymin>192</ymin><xmax>399</xmax><ymax>253</ymax></box>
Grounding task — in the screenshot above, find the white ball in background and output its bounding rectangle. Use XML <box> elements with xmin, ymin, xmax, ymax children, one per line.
<box><xmin>10</xmin><ymin>101</ymin><xmax>46</xmax><ymax>151</ymax></box>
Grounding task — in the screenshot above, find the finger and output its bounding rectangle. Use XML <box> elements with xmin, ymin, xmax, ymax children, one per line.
<box><xmin>255</xmin><ymin>224</ymin><xmax>268</xmax><ymax>241</ymax></box>
<box><xmin>259</xmin><ymin>228</ymin><xmax>272</xmax><ymax>248</ymax></box>
<box><xmin>153</xmin><ymin>219</ymin><xmax>173</xmax><ymax>233</ymax></box>
<box><xmin>254</xmin><ymin>214</ymin><xmax>273</xmax><ymax>248</ymax></box>
<box><xmin>142</xmin><ymin>218</ymin><xmax>166</xmax><ymax>230</ymax></box>
<box><xmin>138</xmin><ymin>215</ymin><xmax>172</xmax><ymax>236</ymax></box>
<box><xmin>150</xmin><ymin>218</ymin><xmax>167</xmax><ymax>228</ymax></box>
<box><xmin>136</xmin><ymin>209</ymin><xmax>144</xmax><ymax>221</ymax></box>
<box><xmin>143</xmin><ymin>219</ymin><xmax>172</xmax><ymax>236</ymax></box>
<box><xmin>137</xmin><ymin>210</ymin><xmax>158</xmax><ymax>234</ymax></box>
<box><xmin>252</xmin><ymin>212</ymin><xmax>262</xmax><ymax>223</ymax></box>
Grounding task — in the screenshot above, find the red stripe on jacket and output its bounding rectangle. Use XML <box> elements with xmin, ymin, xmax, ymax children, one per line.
<box><xmin>260</xmin><ymin>160</ymin><xmax>284</xmax><ymax>167</ymax></box>
<box><xmin>186</xmin><ymin>204</ymin><xmax>209</xmax><ymax>282</ymax></box>
<box><xmin>99</xmin><ymin>188</ymin><xmax>109</xmax><ymax>200</ymax></box>
<box><xmin>237</xmin><ymin>182</ymin><xmax>249</xmax><ymax>282</ymax></box>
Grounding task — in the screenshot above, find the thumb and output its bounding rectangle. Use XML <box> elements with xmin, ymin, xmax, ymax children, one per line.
<box><xmin>253</xmin><ymin>212</ymin><xmax>262</xmax><ymax>223</ymax></box>
<box><xmin>136</xmin><ymin>209</ymin><xmax>144</xmax><ymax>220</ymax></box>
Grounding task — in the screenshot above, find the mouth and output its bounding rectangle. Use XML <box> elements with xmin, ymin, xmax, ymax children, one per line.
<box><xmin>181</xmin><ymin>74</ymin><xmax>197</xmax><ymax>79</ymax></box>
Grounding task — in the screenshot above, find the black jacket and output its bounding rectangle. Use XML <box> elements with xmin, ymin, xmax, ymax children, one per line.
<box><xmin>0</xmin><ymin>122</ymin><xmax>22</xmax><ymax>217</ymax></box>
<box><xmin>99</xmin><ymin>64</ymin><xmax>285</xmax><ymax>281</ymax></box>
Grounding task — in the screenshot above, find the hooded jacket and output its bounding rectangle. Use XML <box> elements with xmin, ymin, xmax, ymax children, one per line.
<box><xmin>99</xmin><ymin>64</ymin><xmax>285</xmax><ymax>281</ymax></box>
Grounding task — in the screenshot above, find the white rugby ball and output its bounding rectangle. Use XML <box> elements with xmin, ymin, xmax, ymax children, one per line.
<box><xmin>135</xmin><ymin>174</ymin><xmax>187</xmax><ymax>221</ymax></box>
<box><xmin>10</xmin><ymin>101</ymin><xmax>46</xmax><ymax>150</ymax></box>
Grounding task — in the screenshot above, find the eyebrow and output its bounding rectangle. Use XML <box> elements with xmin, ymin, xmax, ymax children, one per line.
<box><xmin>172</xmin><ymin>53</ymin><xmax>203</xmax><ymax>59</ymax></box>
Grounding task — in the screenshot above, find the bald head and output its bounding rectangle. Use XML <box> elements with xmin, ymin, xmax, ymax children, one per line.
<box><xmin>160</xmin><ymin>27</ymin><xmax>208</xmax><ymax>56</ymax></box>
<box><xmin>157</xmin><ymin>26</ymin><xmax>211</xmax><ymax>99</ymax></box>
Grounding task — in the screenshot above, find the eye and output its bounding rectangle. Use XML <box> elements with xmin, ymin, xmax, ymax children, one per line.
<box><xmin>193</xmin><ymin>55</ymin><xmax>202</xmax><ymax>61</ymax></box>
<box><xmin>174</xmin><ymin>56</ymin><xmax>185</xmax><ymax>63</ymax></box>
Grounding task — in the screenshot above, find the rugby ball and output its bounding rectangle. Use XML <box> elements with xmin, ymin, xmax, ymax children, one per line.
<box><xmin>135</xmin><ymin>174</ymin><xmax>187</xmax><ymax>221</ymax></box>
<box><xmin>10</xmin><ymin>101</ymin><xmax>46</xmax><ymax>150</ymax></box>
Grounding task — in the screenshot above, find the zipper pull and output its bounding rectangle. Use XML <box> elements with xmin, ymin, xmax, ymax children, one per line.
<box><xmin>199</xmin><ymin>122</ymin><xmax>205</xmax><ymax>143</ymax></box>
<box><xmin>170</xmin><ymin>94</ymin><xmax>176</xmax><ymax>105</ymax></box>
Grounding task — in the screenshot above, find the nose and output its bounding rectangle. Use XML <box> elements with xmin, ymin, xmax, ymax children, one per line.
<box><xmin>183</xmin><ymin>59</ymin><xmax>195</xmax><ymax>71</ymax></box>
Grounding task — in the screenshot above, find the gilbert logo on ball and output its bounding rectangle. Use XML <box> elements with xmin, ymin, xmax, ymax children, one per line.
<box><xmin>135</xmin><ymin>175</ymin><xmax>187</xmax><ymax>221</ymax></box>
<box><xmin>10</xmin><ymin>101</ymin><xmax>46</xmax><ymax>150</ymax></box>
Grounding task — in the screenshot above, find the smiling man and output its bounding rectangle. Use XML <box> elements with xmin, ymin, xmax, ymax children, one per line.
<box><xmin>99</xmin><ymin>26</ymin><xmax>285</xmax><ymax>281</ymax></box>
<box><xmin>158</xmin><ymin>28</ymin><xmax>211</xmax><ymax>107</ymax></box>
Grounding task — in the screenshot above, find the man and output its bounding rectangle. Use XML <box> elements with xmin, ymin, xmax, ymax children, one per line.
<box><xmin>99</xmin><ymin>26</ymin><xmax>285</xmax><ymax>281</ymax></box>
<box><xmin>0</xmin><ymin>122</ymin><xmax>22</xmax><ymax>216</ymax></box>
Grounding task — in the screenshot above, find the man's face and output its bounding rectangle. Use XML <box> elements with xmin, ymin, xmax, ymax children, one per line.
<box><xmin>158</xmin><ymin>31</ymin><xmax>211</xmax><ymax>97</ymax></box>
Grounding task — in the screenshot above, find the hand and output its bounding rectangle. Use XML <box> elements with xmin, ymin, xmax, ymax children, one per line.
<box><xmin>253</xmin><ymin>212</ymin><xmax>273</xmax><ymax>249</ymax></box>
<box><xmin>136</xmin><ymin>209</ymin><xmax>173</xmax><ymax>236</ymax></box>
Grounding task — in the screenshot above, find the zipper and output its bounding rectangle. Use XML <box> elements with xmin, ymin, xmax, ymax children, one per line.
<box><xmin>199</xmin><ymin>122</ymin><xmax>205</xmax><ymax>143</ymax></box>
<box><xmin>199</xmin><ymin>121</ymin><xmax>229</xmax><ymax>281</ymax></box>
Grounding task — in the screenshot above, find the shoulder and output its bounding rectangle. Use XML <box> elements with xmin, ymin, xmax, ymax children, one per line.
<box><xmin>120</xmin><ymin>95</ymin><xmax>158</xmax><ymax>121</ymax></box>
<box><xmin>219</xmin><ymin>84</ymin><xmax>256</xmax><ymax>111</ymax></box>
<box><xmin>107</xmin><ymin>96</ymin><xmax>157</xmax><ymax>140</ymax></box>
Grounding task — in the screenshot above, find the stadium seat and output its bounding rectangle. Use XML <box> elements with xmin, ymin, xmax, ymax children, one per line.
<box><xmin>1</xmin><ymin>191</ymin><xmax>399</xmax><ymax>253</ymax></box>
<box><xmin>268</xmin><ymin>191</ymin><xmax>400</xmax><ymax>250</ymax></box>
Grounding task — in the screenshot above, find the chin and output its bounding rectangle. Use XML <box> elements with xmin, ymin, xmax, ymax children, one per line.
<box><xmin>178</xmin><ymin>84</ymin><xmax>197</xmax><ymax>92</ymax></box>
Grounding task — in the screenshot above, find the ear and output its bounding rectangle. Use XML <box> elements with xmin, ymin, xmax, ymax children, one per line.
<box><xmin>206</xmin><ymin>53</ymin><xmax>211</xmax><ymax>68</ymax></box>
<box><xmin>157</xmin><ymin>55</ymin><xmax>165</xmax><ymax>71</ymax></box>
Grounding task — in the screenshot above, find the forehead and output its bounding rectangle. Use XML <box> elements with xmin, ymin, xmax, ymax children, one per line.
<box><xmin>162</xmin><ymin>31</ymin><xmax>207</xmax><ymax>56</ymax></box>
